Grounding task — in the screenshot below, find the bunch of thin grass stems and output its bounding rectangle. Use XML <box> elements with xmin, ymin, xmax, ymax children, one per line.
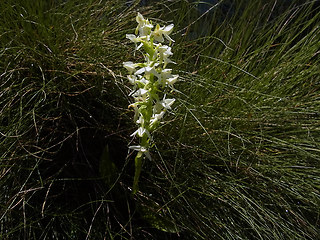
<box><xmin>0</xmin><ymin>0</ymin><xmax>319</xmax><ymax>239</ymax></box>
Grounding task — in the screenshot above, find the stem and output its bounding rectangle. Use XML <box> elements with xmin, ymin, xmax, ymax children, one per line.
<box><xmin>132</xmin><ymin>152</ymin><xmax>143</xmax><ymax>195</ymax></box>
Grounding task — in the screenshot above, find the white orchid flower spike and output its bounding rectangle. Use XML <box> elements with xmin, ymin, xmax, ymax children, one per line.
<box><xmin>123</xmin><ymin>12</ymin><xmax>179</xmax><ymax>195</ymax></box>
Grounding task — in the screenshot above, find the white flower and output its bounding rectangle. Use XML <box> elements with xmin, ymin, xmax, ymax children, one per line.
<box><xmin>134</xmin><ymin>65</ymin><xmax>158</xmax><ymax>77</ymax></box>
<box><xmin>129</xmin><ymin>145</ymin><xmax>147</xmax><ymax>152</ymax></box>
<box><xmin>160</xmin><ymin>98</ymin><xmax>175</xmax><ymax>110</ymax></box>
<box><xmin>135</xmin><ymin>12</ymin><xmax>153</xmax><ymax>37</ymax></box>
<box><xmin>128</xmin><ymin>74</ymin><xmax>149</xmax><ymax>86</ymax></box>
<box><xmin>129</xmin><ymin>145</ymin><xmax>152</xmax><ymax>160</ymax></box>
<box><xmin>130</xmin><ymin>127</ymin><xmax>147</xmax><ymax>137</ymax></box>
<box><xmin>130</xmin><ymin>127</ymin><xmax>152</xmax><ymax>141</ymax></box>
<box><xmin>123</xmin><ymin>61</ymin><xmax>138</xmax><ymax>74</ymax></box>
<box><xmin>158</xmin><ymin>45</ymin><xmax>174</xmax><ymax>66</ymax></box>
<box><xmin>132</xmin><ymin>88</ymin><xmax>149</xmax><ymax>99</ymax></box>
<box><xmin>126</xmin><ymin>34</ymin><xmax>139</xmax><ymax>43</ymax></box>
<box><xmin>132</xmin><ymin>88</ymin><xmax>149</xmax><ymax>102</ymax></box>
<box><xmin>152</xmin><ymin>24</ymin><xmax>174</xmax><ymax>43</ymax></box>
<box><xmin>134</xmin><ymin>67</ymin><xmax>147</xmax><ymax>75</ymax></box>
<box><xmin>136</xmin><ymin>115</ymin><xmax>144</xmax><ymax>124</ymax></box>
<box><xmin>126</xmin><ymin>34</ymin><xmax>144</xmax><ymax>50</ymax></box>
<box><xmin>150</xmin><ymin>111</ymin><xmax>166</xmax><ymax>125</ymax></box>
<box><xmin>136</xmin><ymin>12</ymin><xmax>145</xmax><ymax>24</ymax></box>
<box><xmin>152</xmin><ymin>98</ymin><xmax>175</xmax><ymax>115</ymax></box>
<box><xmin>166</xmin><ymin>75</ymin><xmax>179</xmax><ymax>85</ymax></box>
<box><xmin>156</xmin><ymin>68</ymin><xmax>172</xmax><ymax>84</ymax></box>
<box><xmin>138</xmin><ymin>77</ymin><xmax>149</xmax><ymax>85</ymax></box>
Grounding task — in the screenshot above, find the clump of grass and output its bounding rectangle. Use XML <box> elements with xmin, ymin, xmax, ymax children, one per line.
<box><xmin>134</xmin><ymin>0</ymin><xmax>320</xmax><ymax>239</ymax></box>
<box><xmin>1</xmin><ymin>0</ymin><xmax>319</xmax><ymax>239</ymax></box>
<box><xmin>0</xmin><ymin>0</ymin><xmax>141</xmax><ymax>239</ymax></box>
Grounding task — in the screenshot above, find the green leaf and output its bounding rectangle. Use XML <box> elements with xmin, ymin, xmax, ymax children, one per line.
<box><xmin>99</xmin><ymin>144</ymin><xmax>118</xmax><ymax>187</ymax></box>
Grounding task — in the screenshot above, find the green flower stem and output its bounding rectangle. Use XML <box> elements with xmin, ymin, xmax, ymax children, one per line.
<box><xmin>143</xmin><ymin>39</ymin><xmax>155</xmax><ymax>58</ymax></box>
<box><xmin>132</xmin><ymin>133</ymin><xmax>148</xmax><ymax>195</ymax></box>
<box><xmin>133</xmin><ymin>152</ymin><xmax>143</xmax><ymax>195</ymax></box>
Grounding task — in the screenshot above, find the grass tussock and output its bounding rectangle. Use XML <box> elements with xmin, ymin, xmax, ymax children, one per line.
<box><xmin>0</xmin><ymin>0</ymin><xmax>319</xmax><ymax>239</ymax></box>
